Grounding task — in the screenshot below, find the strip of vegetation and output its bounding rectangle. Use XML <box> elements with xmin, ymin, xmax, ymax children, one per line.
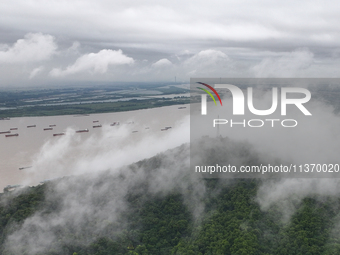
<box><xmin>0</xmin><ymin>98</ymin><xmax>190</xmax><ymax>118</ymax></box>
<box><xmin>0</xmin><ymin>84</ymin><xmax>188</xmax><ymax>107</ymax></box>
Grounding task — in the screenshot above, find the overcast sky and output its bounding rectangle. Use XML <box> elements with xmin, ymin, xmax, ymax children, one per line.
<box><xmin>1</xmin><ymin>0</ymin><xmax>340</xmax><ymax>87</ymax></box>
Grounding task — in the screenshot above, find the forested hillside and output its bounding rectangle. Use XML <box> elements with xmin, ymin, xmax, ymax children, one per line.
<box><xmin>1</xmin><ymin>178</ymin><xmax>340</xmax><ymax>255</ymax></box>
<box><xmin>0</xmin><ymin>138</ymin><xmax>339</xmax><ymax>255</ymax></box>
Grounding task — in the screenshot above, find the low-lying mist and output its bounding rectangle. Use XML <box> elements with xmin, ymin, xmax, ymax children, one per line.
<box><xmin>3</xmin><ymin>87</ymin><xmax>340</xmax><ymax>254</ymax></box>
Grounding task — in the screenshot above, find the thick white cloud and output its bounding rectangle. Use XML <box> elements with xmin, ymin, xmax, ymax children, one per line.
<box><xmin>185</xmin><ymin>49</ymin><xmax>229</xmax><ymax>66</ymax></box>
<box><xmin>151</xmin><ymin>58</ymin><xmax>172</xmax><ymax>68</ymax></box>
<box><xmin>29</xmin><ymin>66</ymin><xmax>44</xmax><ymax>79</ymax></box>
<box><xmin>131</xmin><ymin>49</ymin><xmax>233</xmax><ymax>81</ymax></box>
<box><xmin>0</xmin><ymin>1</ymin><xmax>339</xmax><ymax>84</ymax></box>
<box><xmin>183</xmin><ymin>49</ymin><xmax>231</xmax><ymax>76</ymax></box>
<box><xmin>252</xmin><ymin>48</ymin><xmax>314</xmax><ymax>77</ymax></box>
<box><xmin>0</xmin><ymin>33</ymin><xmax>57</xmax><ymax>63</ymax></box>
<box><xmin>50</xmin><ymin>49</ymin><xmax>134</xmax><ymax>77</ymax></box>
<box><xmin>1</xmin><ymin>1</ymin><xmax>340</xmax><ymax>53</ymax></box>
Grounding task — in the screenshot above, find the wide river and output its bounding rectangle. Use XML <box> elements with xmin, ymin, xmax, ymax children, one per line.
<box><xmin>0</xmin><ymin>105</ymin><xmax>189</xmax><ymax>191</ymax></box>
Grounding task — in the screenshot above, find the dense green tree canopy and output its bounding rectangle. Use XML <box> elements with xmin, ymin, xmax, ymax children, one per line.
<box><xmin>0</xmin><ymin>178</ymin><xmax>339</xmax><ymax>255</ymax></box>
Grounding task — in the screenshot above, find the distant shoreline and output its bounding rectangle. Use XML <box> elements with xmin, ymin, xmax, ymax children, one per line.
<box><xmin>0</xmin><ymin>97</ymin><xmax>190</xmax><ymax>118</ymax></box>
<box><xmin>0</xmin><ymin>83</ymin><xmax>190</xmax><ymax>118</ymax></box>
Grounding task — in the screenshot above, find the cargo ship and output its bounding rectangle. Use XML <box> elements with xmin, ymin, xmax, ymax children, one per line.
<box><xmin>44</xmin><ymin>127</ymin><xmax>53</xmax><ymax>131</ymax></box>
<box><xmin>6</xmin><ymin>133</ymin><xmax>18</xmax><ymax>137</ymax></box>
<box><xmin>53</xmin><ymin>133</ymin><xmax>65</xmax><ymax>136</ymax></box>
<box><xmin>93</xmin><ymin>125</ymin><xmax>102</xmax><ymax>128</ymax></box>
<box><xmin>19</xmin><ymin>166</ymin><xmax>32</xmax><ymax>170</ymax></box>
<box><xmin>10</xmin><ymin>128</ymin><xmax>18</xmax><ymax>130</ymax></box>
<box><xmin>76</xmin><ymin>129</ymin><xmax>89</xmax><ymax>133</ymax></box>
<box><xmin>49</xmin><ymin>124</ymin><xmax>56</xmax><ymax>127</ymax></box>
<box><xmin>0</xmin><ymin>131</ymin><xmax>11</xmax><ymax>134</ymax></box>
<box><xmin>110</xmin><ymin>122</ymin><xmax>119</xmax><ymax>126</ymax></box>
<box><xmin>74</xmin><ymin>114</ymin><xmax>89</xmax><ymax>117</ymax></box>
<box><xmin>27</xmin><ymin>125</ymin><xmax>36</xmax><ymax>128</ymax></box>
<box><xmin>93</xmin><ymin>120</ymin><xmax>99</xmax><ymax>123</ymax></box>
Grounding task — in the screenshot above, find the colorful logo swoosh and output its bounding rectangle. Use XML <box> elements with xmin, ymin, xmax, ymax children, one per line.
<box><xmin>197</xmin><ymin>82</ymin><xmax>223</xmax><ymax>106</ymax></box>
